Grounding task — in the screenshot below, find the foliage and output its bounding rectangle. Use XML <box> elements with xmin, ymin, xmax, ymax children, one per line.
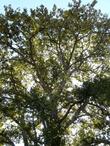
<box><xmin>0</xmin><ymin>0</ymin><xmax>110</xmax><ymax>146</ymax></box>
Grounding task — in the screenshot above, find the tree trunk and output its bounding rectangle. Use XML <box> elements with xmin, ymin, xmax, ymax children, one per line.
<box><xmin>22</xmin><ymin>131</ymin><xmax>29</xmax><ymax>146</ymax></box>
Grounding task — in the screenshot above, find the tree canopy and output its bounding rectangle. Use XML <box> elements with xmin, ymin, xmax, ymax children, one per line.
<box><xmin>0</xmin><ymin>0</ymin><xmax>110</xmax><ymax>146</ymax></box>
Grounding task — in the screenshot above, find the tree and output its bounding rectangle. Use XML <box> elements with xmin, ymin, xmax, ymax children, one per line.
<box><xmin>73</xmin><ymin>77</ymin><xmax>110</xmax><ymax>146</ymax></box>
<box><xmin>0</xmin><ymin>0</ymin><xmax>110</xmax><ymax>145</ymax></box>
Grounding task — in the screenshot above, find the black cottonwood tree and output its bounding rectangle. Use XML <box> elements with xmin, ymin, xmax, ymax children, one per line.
<box><xmin>0</xmin><ymin>0</ymin><xmax>110</xmax><ymax>146</ymax></box>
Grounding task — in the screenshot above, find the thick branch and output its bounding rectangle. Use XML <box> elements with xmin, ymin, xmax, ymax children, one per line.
<box><xmin>65</xmin><ymin>100</ymin><xmax>88</xmax><ymax>128</ymax></box>
<box><xmin>68</xmin><ymin>35</ymin><xmax>78</xmax><ymax>68</ymax></box>
<box><xmin>59</xmin><ymin>99</ymin><xmax>83</xmax><ymax>124</ymax></box>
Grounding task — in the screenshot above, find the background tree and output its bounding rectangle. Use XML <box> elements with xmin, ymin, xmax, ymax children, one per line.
<box><xmin>0</xmin><ymin>0</ymin><xmax>110</xmax><ymax>146</ymax></box>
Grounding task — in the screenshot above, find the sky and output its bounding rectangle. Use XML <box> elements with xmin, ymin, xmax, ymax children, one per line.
<box><xmin>0</xmin><ymin>0</ymin><xmax>110</xmax><ymax>16</ymax></box>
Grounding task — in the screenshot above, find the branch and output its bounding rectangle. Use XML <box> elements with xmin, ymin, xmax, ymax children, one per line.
<box><xmin>0</xmin><ymin>132</ymin><xmax>15</xmax><ymax>146</ymax></box>
<box><xmin>59</xmin><ymin>104</ymin><xmax>74</xmax><ymax>124</ymax></box>
<box><xmin>59</xmin><ymin>99</ymin><xmax>83</xmax><ymax>124</ymax></box>
<box><xmin>65</xmin><ymin>100</ymin><xmax>88</xmax><ymax>128</ymax></box>
<box><xmin>67</xmin><ymin>34</ymin><xmax>79</xmax><ymax>68</ymax></box>
<box><xmin>94</xmin><ymin>138</ymin><xmax>110</xmax><ymax>145</ymax></box>
<box><xmin>88</xmin><ymin>102</ymin><xmax>109</xmax><ymax>115</ymax></box>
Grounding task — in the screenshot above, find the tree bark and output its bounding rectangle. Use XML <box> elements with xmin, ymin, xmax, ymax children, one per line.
<box><xmin>22</xmin><ymin>131</ymin><xmax>29</xmax><ymax>146</ymax></box>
